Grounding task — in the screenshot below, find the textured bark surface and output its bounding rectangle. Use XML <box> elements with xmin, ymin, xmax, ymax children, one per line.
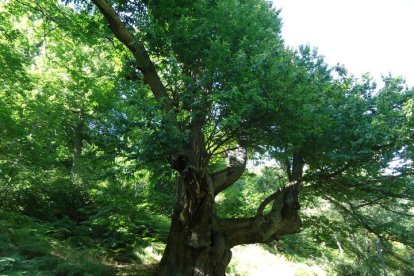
<box><xmin>219</xmin><ymin>184</ymin><xmax>302</xmax><ymax>248</ymax></box>
<box><xmin>158</xmin><ymin>179</ymin><xmax>302</xmax><ymax>275</ymax></box>
<box><xmin>158</xmin><ymin>172</ymin><xmax>231</xmax><ymax>276</ymax></box>
<box><xmin>159</xmin><ymin>122</ymin><xmax>232</xmax><ymax>275</ymax></box>
<box><xmin>91</xmin><ymin>0</ymin><xmax>171</xmax><ymax>110</ymax></box>
<box><xmin>158</xmin><ymin>149</ymin><xmax>303</xmax><ymax>275</ymax></box>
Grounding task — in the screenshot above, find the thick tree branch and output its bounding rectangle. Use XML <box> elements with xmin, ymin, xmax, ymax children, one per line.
<box><xmin>220</xmin><ymin>184</ymin><xmax>302</xmax><ymax>247</ymax></box>
<box><xmin>218</xmin><ymin>152</ymin><xmax>304</xmax><ymax>247</ymax></box>
<box><xmin>91</xmin><ymin>0</ymin><xmax>170</xmax><ymax>107</ymax></box>
<box><xmin>256</xmin><ymin>181</ymin><xmax>298</xmax><ymax>217</ymax></box>
<box><xmin>255</xmin><ymin>190</ymin><xmax>281</xmax><ymax>218</ymax></box>
<box><xmin>212</xmin><ymin>148</ymin><xmax>247</xmax><ymax>195</ymax></box>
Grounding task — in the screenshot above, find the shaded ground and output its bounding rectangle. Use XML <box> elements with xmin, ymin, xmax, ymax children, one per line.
<box><xmin>0</xmin><ymin>211</ymin><xmax>158</xmax><ymax>275</ymax></box>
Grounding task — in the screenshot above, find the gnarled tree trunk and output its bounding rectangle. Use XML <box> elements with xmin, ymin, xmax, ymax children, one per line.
<box><xmin>159</xmin><ymin>123</ymin><xmax>232</xmax><ymax>275</ymax></box>
<box><xmin>159</xmin><ymin>170</ymin><xmax>230</xmax><ymax>275</ymax></box>
<box><xmin>158</xmin><ymin>148</ymin><xmax>304</xmax><ymax>275</ymax></box>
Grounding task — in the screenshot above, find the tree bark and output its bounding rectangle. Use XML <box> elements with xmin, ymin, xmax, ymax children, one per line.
<box><xmin>158</xmin><ymin>172</ymin><xmax>231</xmax><ymax>276</ymax></box>
<box><xmin>212</xmin><ymin>148</ymin><xmax>247</xmax><ymax>195</ymax></box>
<box><xmin>158</xmin><ymin>174</ymin><xmax>303</xmax><ymax>275</ymax></box>
<box><xmin>219</xmin><ymin>184</ymin><xmax>302</xmax><ymax>248</ymax></box>
<box><xmin>158</xmin><ymin>148</ymin><xmax>303</xmax><ymax>275</ymax></box>
<box><xmin>218</xmin><ymin>152</ymin><xmax>304</xmax><ymax>248</ymax></box>
<box><xmin>91</xmin><ymin>0</ymin><xmax>171</xmax><ymax>110</ymax></box>
<box><xmin>159</xmin><ymin>127</ymin><xmax>232</xmax><ymax>275</ymax></box>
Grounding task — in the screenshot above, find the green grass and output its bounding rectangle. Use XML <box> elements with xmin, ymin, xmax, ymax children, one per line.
<box><xmin>0</xmin><ymin>211</ymin><xmax>111</xmax><ymax>275</ymax></box>
<box><xmin>227</xmin><ymin>244</ymin><xmax>327</xmax><ymax>276</ymax></box>
<box><xmin>0</xmin><ymin>210</ymin><xmax>158</xmax><ymax>275</ymax></box>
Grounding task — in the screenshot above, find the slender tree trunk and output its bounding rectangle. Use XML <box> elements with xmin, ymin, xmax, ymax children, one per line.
<box><xmin>72</xmin><ymin>112</ymin><xmax>84</xmax><ymax>186</ymax></box>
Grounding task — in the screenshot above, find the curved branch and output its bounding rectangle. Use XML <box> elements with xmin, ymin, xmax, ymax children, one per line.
<box><xmin>219</xmin><ymin>184</ymin><xmax>302</xmax><ymax>247</ymax></box>
<box><xmin>92</xmin><ymin>0</ymin><xmax>170</xmax><ymax>107</ymax></box>
<box><xmin>256</xmin><ymin>190</ymin><xmax>281</xmax><ymax>217</ymax></box>
<box><xmin>256</xmin><ymin>180</ymin><xmax>299</xmax><ymax>217</ymax></box>
<box><xmin>212</xmin><ymin>148</ymin><xmax>247</xmax><ymax>195</ymax></box>
<box><xmin>218</xmin><ymin>151</ymin><xmax>304</xmax><ymax>247</ymax></box>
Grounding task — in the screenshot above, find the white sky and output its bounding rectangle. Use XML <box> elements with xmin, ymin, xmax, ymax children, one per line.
<box><xmin>273</xmin><ymin>0</ymin><xmax>414</xmax><ymax>87</ymax></box>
